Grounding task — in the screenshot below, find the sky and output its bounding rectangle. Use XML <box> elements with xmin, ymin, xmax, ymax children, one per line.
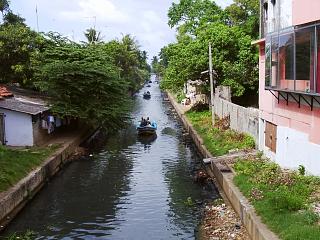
<box><xmin>11</xmin><ymin>0</ymin><xmax>233</xmax><ymax>61</ymax></box>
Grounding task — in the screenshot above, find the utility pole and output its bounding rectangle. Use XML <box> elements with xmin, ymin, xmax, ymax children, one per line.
<box><xmin>209</xmin><ymin>42</ymin><xmax>215</xmax><ymax>126</ymax></box>
<box><xmin>36</xmin><ymin>5</ymin><xmax>39</xmax><ymax>32</ymax></box>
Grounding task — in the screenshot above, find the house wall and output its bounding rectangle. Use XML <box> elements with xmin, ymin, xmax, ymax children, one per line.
<box><xmin>0</xmin><ymin>109</ymin><xmax>33</xmax><ymax>146</ymax></box>
<box><xmin>260</xmin><ymin>120</ymin><xmax>320</xmax><ymax>175</ymax></box>
<box><xmin>258</xmin><ymin>42</ymin><xmax>320</xmax><ymax>175</ymax></box>
<box><xmin>292</xmin><ymin>0</ymin><xmax>320</xmax><ymax>26</ymax></box>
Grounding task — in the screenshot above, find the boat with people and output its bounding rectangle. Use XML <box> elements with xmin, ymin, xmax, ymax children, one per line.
<box><xmin>143</xmin><ymin>91</ymin><xmax>151</xmax><ymax>99</ymax></box>
<box><xmin>137</xmin><ymin>117</ymin><xmax>157</xmax><ymax>135</ymax></box>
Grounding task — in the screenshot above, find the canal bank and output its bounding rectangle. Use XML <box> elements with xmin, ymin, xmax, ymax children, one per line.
<box><xmin>0</xmin><ymin>128</ymin><xmax>93</xmax><ymax>232</ymax></box>
<box><xmin>166</xmin><ymin>92</ymin><xmax>279</xmax><ymax>240</ymax></box>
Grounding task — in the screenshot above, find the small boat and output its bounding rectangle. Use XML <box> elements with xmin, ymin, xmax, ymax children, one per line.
<box><xmin>146</xmin><ymin>84</ymin><xmax>151</xmax><ymax>87</ymax></box>
<box><xmin>149</xmin><ymin>80</ymin><xmax>152</xmax><ymax>83</ymax></box>
<box><xmin>137</xmin><ymin>121</ymin><xmax>157</xmax><ymax>135</ymax></box>
<box><xmin>143</xmin><ymin>91</ymin><xmax>151</xmax><ymax>99</ymax></box>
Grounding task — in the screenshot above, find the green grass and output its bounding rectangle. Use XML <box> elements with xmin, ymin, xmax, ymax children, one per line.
<box><xmin>0</xmin><ymin>145</ymin><xmax>59</xmax><ymax>193</ymax></box>
<box><xmin>233</xmin><ymin>159</ymin><xmax>320</xmax><ymax>240</ymax></box>
<box><xmin>6</xmin><ymin>230</ymin><xmax>35</xmax><ymax>240</ymax></box>
<box><xmin>186</xmin><ymin>110</ymin><xmax>255</xmax><ymax>156</ymax></box>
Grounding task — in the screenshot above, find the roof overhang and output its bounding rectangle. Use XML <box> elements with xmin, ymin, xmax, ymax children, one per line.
<box><xmin>251</xmin><ymin>38</ymin><xmax>265</xmax><ymax>46</ymax></box>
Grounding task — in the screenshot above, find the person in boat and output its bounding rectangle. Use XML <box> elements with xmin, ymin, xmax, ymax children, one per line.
<box><xmin>140</xmin><ymin>117</ymin><xmax>147</xmax><ymax>127</ymax></box>
<box><xmin>146</xmin><ymin>117</ymin><xmax>151</xmax><ymax>126</ymax></box>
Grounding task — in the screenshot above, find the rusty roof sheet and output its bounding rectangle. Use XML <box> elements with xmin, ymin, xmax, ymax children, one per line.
<box><xmin>0</xmin><ymin>86</ymin><xmax>13</xmax><ymax>99</ymax></box>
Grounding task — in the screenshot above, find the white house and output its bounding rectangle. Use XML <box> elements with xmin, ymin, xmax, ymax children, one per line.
<box><xmin>0</xmin><ymin>86</ymin><xmax>51</xmax><ymax>146</ymax></box>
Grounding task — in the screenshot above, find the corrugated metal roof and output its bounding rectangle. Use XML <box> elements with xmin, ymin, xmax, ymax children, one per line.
<box><xmin>0</xmin><ymin>97</ymin><xmax>49</xmax><ymax>115</ymax></box>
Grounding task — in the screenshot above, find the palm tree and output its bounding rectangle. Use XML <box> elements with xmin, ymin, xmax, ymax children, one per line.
<box><xmin>84</xmin><ymin>28</ymin><xmax>103</xmax><ymax>44</ymax></box>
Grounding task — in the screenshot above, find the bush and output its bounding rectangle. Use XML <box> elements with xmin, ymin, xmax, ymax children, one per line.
<box><xmin>190</xmin><ymin>102</ymin><xmax>209</xmax><ymax>112</ymax></box>
<box><xmin>269</xmin><ymin>186</ymin><xmax>305</xmax><ymax>211</ymax></box>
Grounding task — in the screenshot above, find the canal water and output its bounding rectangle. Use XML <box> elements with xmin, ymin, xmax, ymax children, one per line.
<box><xmin>2</xmin><ymin>75</ymin><xmax>219</xmax><ymax>239</ymax></box>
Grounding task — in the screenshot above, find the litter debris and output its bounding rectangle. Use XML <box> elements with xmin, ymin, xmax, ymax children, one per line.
<box><xmin>200</xmin><ymin>200</ymin><xmax>250</xmax><ymax>240</ymax></box>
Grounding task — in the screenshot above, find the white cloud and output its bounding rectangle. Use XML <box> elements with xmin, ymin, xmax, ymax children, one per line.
<box><xmin>142</xmin><ymin>10</ymin><xmax>162</xmax><ymax>24</ymax></box>
<box><xmin>59</xmin><ymin>0</ymin><xmax>129</xmax><ymax>23</ymax></box>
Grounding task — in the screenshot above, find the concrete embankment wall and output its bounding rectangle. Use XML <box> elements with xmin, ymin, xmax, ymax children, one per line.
<box><xmin>166</xmin><ymin>92</ymin><xmax>278</xmax><ymax>240</ymax></box>
<box><xmin>214</xmin><ymin>96</ymin><xmax>260</xmax><ymax>146</ymax></box>
<box><xmin>0</xmin><ymin>129</ymin><xmax>93</xmax><ymax>231</ymax></box>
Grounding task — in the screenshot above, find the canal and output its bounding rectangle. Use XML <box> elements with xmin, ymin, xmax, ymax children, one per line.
<box><xmin>2</xmin><ymin>75</ymin><xmax>219</xmax><ymax>239</ymax></box>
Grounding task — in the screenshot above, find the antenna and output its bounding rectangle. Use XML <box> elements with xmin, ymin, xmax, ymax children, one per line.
<box><xmin>93</xmin><ymin>16</ymin><xmax>96</xmax><ymax>30</ymax></box>
<box><xmin>36</xmin><ymin>5</ymin><xmax>39</xmax><ymax>32</ymax></box>
<box><xmin>84</xmin><ymin>16</ymin><xmax>96</xmax><ymax>30</ymax></box>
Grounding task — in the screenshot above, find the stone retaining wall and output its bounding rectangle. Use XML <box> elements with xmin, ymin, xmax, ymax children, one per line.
<box><xmin>0</xmin><ymin>129</ymin><xmax>92</xmax><ymax>231</ymax></box>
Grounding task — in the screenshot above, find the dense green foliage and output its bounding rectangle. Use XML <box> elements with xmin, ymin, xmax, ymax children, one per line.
<box><xmin>234</xmin><ymin>158</ymin><xmax>320</xmax><ymax>240</ymax></box>
<box><xmin>157</xmin><ymin>0</ymin><xmax>259</xmax><ymax>97</ymax></box>
<box><xmin>0</xmin><ymin>145</ymin><xmax>58</xmax><ymax>192</ymax></box>
<box><xmin>0</xmin><ymin>23</ymin><xmax>45</xmax><ymax>85</ymax></box>
<box><xmin>33</xmin><ymin>33</ymin><xmax>150</xmax><ymax>130</ymax></box>
<box><xmin>0</xmin><ymin>2</ymin><xmax>150</xmax><ymax>130</ymax></box>
<box><xmin>34</xmin><ymin>41</ymin><xmax>131</xmax><ymax>129</ymax></box>
<box><xmin>186</xmin><ymin>110</ymin><xmax>255</xmax><ymax>156</ymax></box>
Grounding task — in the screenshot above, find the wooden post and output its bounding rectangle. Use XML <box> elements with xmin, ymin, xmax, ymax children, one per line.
<box><xmin>209</xmin><ymin>43</ymin><xmax>215</xmax><ymax>126</ymax></box>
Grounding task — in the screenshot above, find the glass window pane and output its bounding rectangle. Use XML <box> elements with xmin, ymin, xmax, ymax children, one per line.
<box><xmin>265</xmin><ymin>38</ymin><xmax>271</xmax><ymax>87</ymax></box>
<box><xmin>295</xmin><ymin>26</ymin><xmax>315</xmax><ymax>93</ymax></box>
<box><xmin>317</xmin><ymin>26</ymin><xmax>320</xmax><ymax>94</ymax></box>
<box><xmin>279</xmin><ymin>32</ymin><xmax>294</xmax><ymax>90</ymax></box>
<box><xmin>271</xmin><ymin>36</ymin><xmax>279</xmax><ymax>88</ymax></box>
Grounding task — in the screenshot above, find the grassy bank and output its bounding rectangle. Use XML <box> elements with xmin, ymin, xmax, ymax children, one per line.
<box><xmin>0</xmin><ymin>145</ymin><xmax>59</xmax><ymax>192</ymax></box>
<box><xmin>185</xmin><ymin>110</ymin><xmax>255</xmax><ymax>156</ymax></box>
<box><xmin>233</xmin><ymin>158</ymin><xmax>320</xmax><ymax>240</ymax></box>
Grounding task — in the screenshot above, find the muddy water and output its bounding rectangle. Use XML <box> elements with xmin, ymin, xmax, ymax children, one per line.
<box><xmin>2</xmin><ymin>75</ymin><xmax>219</xmax><ymax>239</ymax></box>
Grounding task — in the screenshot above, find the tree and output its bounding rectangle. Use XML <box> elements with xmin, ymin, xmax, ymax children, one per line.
<box><xmin>160</xmin><ymin>0</ymin><xmax>258</xmax><ymax>97</ymax></box>
<box><xmin>0</xmin><ymin>0</ymin><xmax>9</xmax><ymax>20</ymax></box>
<box><xmin>34</xmin><ymin>42</ymin><xmax>132</xmax><ymax>130</ymax></box>
<box><xmin>225</xmin><ymin>0</ymin><xmax>260</xmax><ymax>38</ymax></box>
<box><xmin>101</xmin><ymin>34</ymin><xmax>150</xmax><ymax>92</ymax></box>
<box><xmin>168</xmin><ymin>0</ymin><xmax>223</xmax><ymax>35</ymax></box>
<box><xmin>84</xmin><ymin>28</ymin><xmax>103</xmax><ymax>44</ymax></box>
<box><xmin>151</xmin><ymin>56</ymin><xmax>159</xmax><ymax>73</ymax></box>
<box><xmin>3</xmin><ymin>11</ymin><xmax>25</xmax><ymax>25</ymax></box>
<box><xmin>0</xmin><ymin>23</ymin><xmax>45</xmax><ymax>85</ymax></box>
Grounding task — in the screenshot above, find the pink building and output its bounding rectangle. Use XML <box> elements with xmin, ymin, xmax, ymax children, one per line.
<box><xmin>257</xmin><ymin>0</ymin><xmax>320</xmax><ymax>175</ymax></box>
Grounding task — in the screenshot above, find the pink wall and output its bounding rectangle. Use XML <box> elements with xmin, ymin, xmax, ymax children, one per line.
<box><xmin>293</xmin><ymin>0</ymin><xmax>320</xmax><ymax>26</ymax></box>
<box><xmin>258</xmin><ymin>41</ymin><xmax>320</xmax><ymax>145</ymax></box>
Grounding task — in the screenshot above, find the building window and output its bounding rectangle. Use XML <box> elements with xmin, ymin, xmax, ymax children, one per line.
<box><xmin>271</xmin><ymin>36</ymin><xmax>279</xmax><ymax>87</ymax></box>
<box><xmin>263</xmin><ymin>2</ymin><xmax>268</xmax><ymax>21</ymax></box>
<box><xmin>279</xmin><ymin>32</ymin><xmax>294</xmax><ymax>90</ymax></box>
<box><xmin>265</xmin><ymin>38</ymin><xmax>271</xmax><ymax>87</ymax></box>
<box><xmin>295</xmin><ymin>27</ymin><xmax>315</xmax><ymax>92</ymax></box>
<box><xmin>317</xmin><ymin>26</ymin><xmax>320</xmax><ymax>93</ymax></box>
<box><xmin>265</xmin><ymin>24</ymin><xmax>318</xmax><ymax>94</ymax></box>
